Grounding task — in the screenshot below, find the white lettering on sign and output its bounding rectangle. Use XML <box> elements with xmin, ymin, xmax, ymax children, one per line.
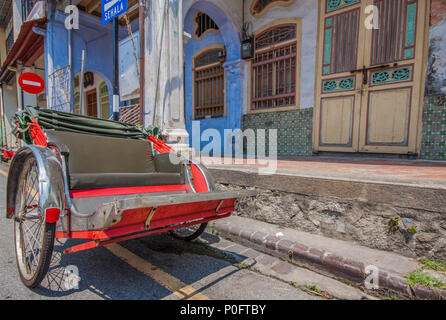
<box><xmin>104</xmin><ymin>2</ymin><xmax>124</xmax><ymax>21</ymax></box>
<box><xmin>104</xmin><ymin>0</ymin><xmax>119</xmax><ymax>12</ymax></box>
<box><xmin>22</xmin><ymin>80</ymin><xmax>42</xmax><ymax>87</ymax></box>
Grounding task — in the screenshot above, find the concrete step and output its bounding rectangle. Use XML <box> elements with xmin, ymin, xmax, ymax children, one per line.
<box><xmin>208</xmin><ymin>164</ymin><xmax>446</xmax><ymax>263</ymax></box>
<box><xmin>210</xmin><ymin>215</ymin><xmax>446</xmax><ymax>300</ymax></box>
<box><xmin>199</xmin><ymin>232</ymin><xmax>377</xmax><ymax>300</ymax></box>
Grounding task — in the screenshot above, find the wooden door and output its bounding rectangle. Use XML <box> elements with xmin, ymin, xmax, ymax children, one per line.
<box><xmin>358</xmin><ymin>0</ymin><xmax>429</xmax><ymax>154</ymax></box>
<box><xmin>86</xmin><ymin>89</ymin><xmax>98</xmax><ymax>118</ymax></box>
<box><xmin>313</xmin><ymin>0</ymin><xmax>429</xmax><ymax>155</ymax></box>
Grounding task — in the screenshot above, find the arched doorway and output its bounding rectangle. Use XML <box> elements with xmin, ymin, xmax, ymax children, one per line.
<box><xmin>184</xmin><ymin>1</ymin><xmax>244</xmax><ymax>155</ymax></box>
<box><xmin>73</xmin><ymin>72</ymin><xmax>111</xmax><ymax>119</ymax></box>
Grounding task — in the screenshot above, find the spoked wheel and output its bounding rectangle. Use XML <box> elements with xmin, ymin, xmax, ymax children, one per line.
<box><xmin>14</xmin><ymin>155</ymin><xmax>56</xmax><ymax>288</ymax></box>
<box><xmin>170</xmin><ymin>222</ymin><xmax>208</xmax><ymax>241</ymax></box>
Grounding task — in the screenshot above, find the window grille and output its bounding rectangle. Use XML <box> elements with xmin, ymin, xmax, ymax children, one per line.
<box><xmin>6</xmin><ymin>31</ymin><xmax>13</xmax><ymax>53</ymax></box>
<box><xmin>194</xmin><ymin>49</ymin><xmax>226</xmax><ymax>119</ymax></box>
<box><xmin>194</xmin><ymin>11</ymin><xmax>219</xmax><ymax>39</ymax></box>
<box><xmin>251</xmin><ymin>24</ymin><xmax>297</xmax><ymax>111</ymax></box>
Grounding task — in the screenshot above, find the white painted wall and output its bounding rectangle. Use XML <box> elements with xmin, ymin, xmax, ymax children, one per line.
<box><xmin>244</xmin><ymin>0</ymin><xmax>319</xmax><ymax>109</ymax></box>
<box><xmin>119</xmin><ymin>32</ymin><xmax>140</xmax><ymax>101</ymax></box>
<box><xmin>12</xmin><ymin>0</ymin><xmax>22</xmax><ymax>40</ymax></box>
<box><xmin>183</xmin><ymin>0</ymin><xmax>319</xmax><ymax>110</ymax></box>
<box><xmin>1</xmin><ymin>80</ymin><xmax>20</xmax><ymax>149</ymax></box>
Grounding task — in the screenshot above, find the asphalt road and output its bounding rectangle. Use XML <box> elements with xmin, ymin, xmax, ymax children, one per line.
<box><xmin>0</xmin><ymin>163</ymin><xmax>319</xmax><ymax>300</ymax></box>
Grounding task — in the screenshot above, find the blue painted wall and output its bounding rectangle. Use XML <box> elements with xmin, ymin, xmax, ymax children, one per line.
<box><xmin>45</xmin><ymin>10</ymin><xmax>118</xmax><ymax>114</ymax></box>
<box><xmin>184</xmin><ymin>1</ymin><xmax>244</xmax><ymax>155</ymax></box>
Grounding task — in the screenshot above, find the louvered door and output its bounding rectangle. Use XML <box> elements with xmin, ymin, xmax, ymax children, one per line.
<box><xmin>313</xmin><ymin>0</ymin><xmax>429</xmax><ymax>155</ymax></box>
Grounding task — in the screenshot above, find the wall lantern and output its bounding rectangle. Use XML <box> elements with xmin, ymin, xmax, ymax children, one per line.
<box><xmin>241</xmin><ymin>37</ymin><xmax>254</xmax><ymax>60</ymax></box>
<box><xmin>241</xmin><ymin>22</ymin><xmax>254</xmax><ymax>60</ymax></box>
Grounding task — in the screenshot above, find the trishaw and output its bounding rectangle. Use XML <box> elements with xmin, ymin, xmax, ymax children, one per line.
<box><xmin>6</xmin><ymin>107</ymin><xmax>255</xmax><ymax>288</ymax></box>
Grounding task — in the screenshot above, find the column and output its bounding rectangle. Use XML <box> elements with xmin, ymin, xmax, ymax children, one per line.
<box><xmin>144</xmin><ymin>0</ymin><xmax>189</xmax><ymax>151</ymax></box>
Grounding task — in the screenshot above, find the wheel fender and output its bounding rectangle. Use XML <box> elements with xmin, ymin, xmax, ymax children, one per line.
<box><xmin>190</xmin><ymin>161</ymin><xmax>215</xmax><ymax>192</ymax></box>
<box><xmin>6</xmin><ymin>146</ymin><xmax>66</xmax><ymax>220</ymax></box>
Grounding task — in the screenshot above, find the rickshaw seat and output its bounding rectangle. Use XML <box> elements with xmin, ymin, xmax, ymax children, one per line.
<box><xmin>45</xmin><ymin>131</ymin><xmax>184</xmax><ymax>190</ymax></box>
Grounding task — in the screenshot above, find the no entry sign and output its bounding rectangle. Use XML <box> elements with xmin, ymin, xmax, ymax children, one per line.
<box><xmin>19</xmin><ymin>72</ymin><xmax>45</xmax><ymax>95</ymax></box>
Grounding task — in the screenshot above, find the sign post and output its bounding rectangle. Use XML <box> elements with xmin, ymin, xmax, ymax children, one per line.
<box><xmin>113</xmin><ymin>18</ymin><xmax>120</xmax><ymax>121</ymax></box>
<box><xmin>102</xmin><ymin>0</ymin><xmax>127</xmax><ymax>121</ymax></box>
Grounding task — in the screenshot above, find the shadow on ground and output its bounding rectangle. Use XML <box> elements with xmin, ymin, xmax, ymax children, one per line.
<box><xmin>32</xmin><ymin>232</ymin><xmax>250</xmax><ymax>300</ymax></box>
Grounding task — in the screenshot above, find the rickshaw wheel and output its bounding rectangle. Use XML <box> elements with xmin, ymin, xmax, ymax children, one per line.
<box><xmin>170</xmin><ymin>164</ymin><xmax>215</xmax><ymax>241</ymax></box>
<box><xmin>13</xmin><ymin>155</ymin><xmax>56</xmax><ymax>288</ymax></box>
<box><xmin>170</xmin><ymin>222</ymin><xmax>208</xmax><ymax>242</ymax></box>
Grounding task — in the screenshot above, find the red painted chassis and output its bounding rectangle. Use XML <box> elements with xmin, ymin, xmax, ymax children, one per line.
<box><xmin>8</xmin><ymin>119</ymin><xmax>253</xmax><ymax>255</ymax></box>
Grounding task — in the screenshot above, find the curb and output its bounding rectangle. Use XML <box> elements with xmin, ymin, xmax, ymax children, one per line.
<box><xmin>214</xmin><ymin>221</ymin><xmax>446</xmax><ymax>300</ymax></box>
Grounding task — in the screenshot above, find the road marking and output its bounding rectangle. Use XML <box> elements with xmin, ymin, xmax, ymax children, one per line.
<box><xmin>0</xmin><ymin>169</ymin><xmax>7</xmax><ymax>177</ymax></box>
<box><xmin>105</xmin><ymin>243</ymin><xmax>210</xmax><ymax>300</ymax></box>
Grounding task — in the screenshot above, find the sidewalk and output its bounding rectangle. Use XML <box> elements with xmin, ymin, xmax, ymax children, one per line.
<box><xmin>202</xmin><ymin>156</ymin><xmax>446</xmax><ymax>188</ymax></box>
<box><xmin>211</xmin><ymin>215</ymin><xmax>446</xmax><ymax>300</ymax></box>
<box><xmin>204</xmin><ymin>156</ymin><xmax>446</xmax><ymax>262</ymax></box>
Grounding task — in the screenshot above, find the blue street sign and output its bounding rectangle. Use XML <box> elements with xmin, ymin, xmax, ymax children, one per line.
<box><xmin>101</xmin><ymin>0</ymin><xmax>127</xmax><ymax>25</ymax></box>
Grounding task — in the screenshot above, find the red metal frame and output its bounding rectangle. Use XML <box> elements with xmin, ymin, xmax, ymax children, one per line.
<box><xmin>56</xmin><ymin>159</ymin><xmax>235</xmax><ymax>255</ymax></box>
<box><xmin>69</xmin><ymin>184</ymin><xmax>187</xmax><ymax>199</ymax></box>
<box><xmin>16</xmin><ymin>122</ymin><xmax>237</xmax><ymax>255</ymax></box>
<box><xmin>56</xmin><ymin>200</ymin><xmax>235</xmax><ymax>254</ymax></box>
<box><xmin>60</xmin><ymin>213</ymin><xmax>231</xmax><ymax>254</ymax></box>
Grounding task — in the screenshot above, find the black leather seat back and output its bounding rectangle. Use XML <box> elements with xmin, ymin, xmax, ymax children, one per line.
<box><xmin>46</xmin><ymin>131</ymin><xmax>184</xmax><ymax>190</ymax></box>
<box><xmin>46</xmin><ymin>131</ymin><xmax>155</xmax><ymax>174</ymax></box>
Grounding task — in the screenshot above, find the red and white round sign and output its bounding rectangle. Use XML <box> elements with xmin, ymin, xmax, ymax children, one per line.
<box><xmin>19</xmin><ymin>72</ymin><xmax>45</xmax><ymax>95</ymax></box>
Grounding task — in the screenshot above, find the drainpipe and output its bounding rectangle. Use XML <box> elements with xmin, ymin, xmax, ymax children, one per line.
<box><xmin>79</xmin><ymin>50</ymin><xmax>85</xmax><ymax>115</ymax></box>
<box><xmin>139</xmin><ymin>0</ymin><xmax>145</xmax><ymax>126</ymax></box>
<box><xmin>112</xmin><ymin>19</ymin><xmax>120</xmax><ymax>121</ymax></box>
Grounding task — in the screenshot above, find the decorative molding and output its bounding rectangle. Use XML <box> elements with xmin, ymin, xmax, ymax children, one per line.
<box><xmin>250</xmin><ymin>0</ymin><xmax>294</xmax><ymax>18</ymax></box>
<box><xmin>322</xmin><ymin>76</ymin><xmax>355</xmax><ymax>93</ymax></box>
<box><xmin>193</xmin><ymin>11</ymin><xmax>220</xmax><ymax>41</ymax></box>
<box><xmin>370</xmin><ymin>65</ymin><xmax>413</xmax><ymax>86</ymax></box>
<box><xmin>326</xmin><ymin>0</ymin><xmax>360</xmax><ymax>13</ymax></box>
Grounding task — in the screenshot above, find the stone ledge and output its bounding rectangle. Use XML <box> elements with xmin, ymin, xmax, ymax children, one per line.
<box><xmin>209</xmin><ymin>167</ymin><xmax>446</xmax><ymax>214</ymax></box>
